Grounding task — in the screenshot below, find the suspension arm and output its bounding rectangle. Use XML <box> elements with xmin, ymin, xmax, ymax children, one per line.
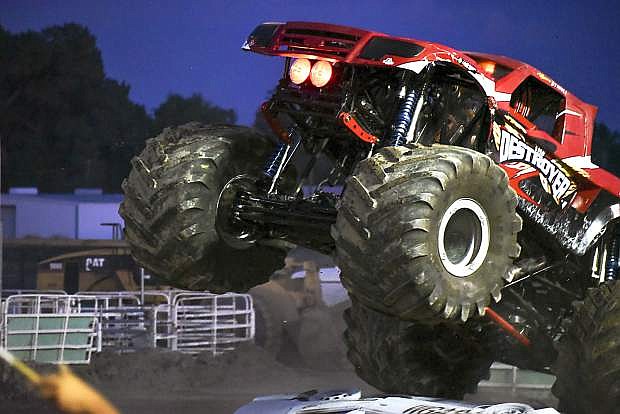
<box><xmin>229</xmin><ymin>191</ymin><xmax>338</xmax><ymax>253</ymax></box>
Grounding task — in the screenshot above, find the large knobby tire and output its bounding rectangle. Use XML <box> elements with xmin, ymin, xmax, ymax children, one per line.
<box><xmin>553</xmin><ymin>281</ymin><xmax>620</xmax><ymax>414</ymax></box>
<box><xmin>333</xmin><ymin>144</ymin><xmax>521</xmax><ymax>322</ymax></box>
<box><xmin>119</xmin><ymin>123</ymin><xmax>286</xmax><ymax>292</ymax></box>
<box><xmin>344</xmin><ymin>299</ymin><xmax>493</xmax><ymax>399</ymax></box>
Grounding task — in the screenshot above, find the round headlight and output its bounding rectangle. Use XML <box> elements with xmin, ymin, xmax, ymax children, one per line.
<box><xmin>310</xmin><ymin>60</ymin><xmax>332</xmax><ymax>88</ymax></box>
<box><xmin>289</xmin><ymin>58</ymin><xmax>311</xmax><ymax>84</ymax></box>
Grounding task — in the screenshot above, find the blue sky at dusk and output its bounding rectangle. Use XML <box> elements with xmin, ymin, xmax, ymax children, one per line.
<box><xmin>2</xmin><ymin>0</ymin><xmax>619</xmax><ymax>130</ymax></box>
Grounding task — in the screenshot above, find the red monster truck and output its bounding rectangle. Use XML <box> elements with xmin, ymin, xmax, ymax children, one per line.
<box><xmin>119</xmin><ymin>22</ymin><xmax>620</xmax><ymax>413</ymax></box>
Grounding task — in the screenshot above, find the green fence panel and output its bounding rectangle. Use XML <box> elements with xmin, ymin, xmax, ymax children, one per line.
<box><xmin>66</xmin><ymin>333</ymin><xmax>91</xmax><ymax>346</ymax></box>
<box><xmin>36</xmin><ymin>349</ymin><xmax>61</xmax><ymax>363</ymax></box>
<box><xmin>67</xmin><ymin>317</ymin><xmax>93</xmax><ymax>330</ymax></box>
<box><xmin>39</xmin><ymin>317</ymin><xmax>66</xmax><ymax>330</ymax></box>
<box><xmin>11</xmin><ymin>350</ymin><xmax>33</xmax><ymax>360</ymax></box>
<box><xmin>38</xmin><ymin>333</ymin><xmax>63</xmax><ymax>346</ymax></box>
<box><xmin>7</xmin><ymin>333</ymin><xmax>34</xmax><ymax>347</ymax></box>
<box><xmin>5</xmin><ymin>313</ymin><xmax>95</xmax><ymax>363</ymax></box>
<box><xmin>62</xmin><ymin>349</ymin><xmax>89</xmax><ymax>362</ymax></box>
<box><xmin>7</xmin><ymin>317</ymin><xmax>36</xmax><ymax>331</ymax></box>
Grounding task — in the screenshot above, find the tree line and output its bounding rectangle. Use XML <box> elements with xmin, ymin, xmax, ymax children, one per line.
<box><xmin>1</xmin><ymin>23</ymin><xmax>619</xmax><ymax>193</ymax></box>
<box><xmin>0</xmin><ymin>23</ymin><xmax>235</xmax><ymax>193</ymax></box>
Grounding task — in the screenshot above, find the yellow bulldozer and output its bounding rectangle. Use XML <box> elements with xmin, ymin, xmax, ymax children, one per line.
<box><xmin>36</xmin><ymin>247</ymin><xmax>148</xmax><ymax>293</ymax></box>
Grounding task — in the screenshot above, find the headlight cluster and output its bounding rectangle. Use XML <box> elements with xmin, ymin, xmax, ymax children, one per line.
<box><xmin>289</xmin><ymin>58</ymin><xmax>333</xmax><ymax>87</ymax></box>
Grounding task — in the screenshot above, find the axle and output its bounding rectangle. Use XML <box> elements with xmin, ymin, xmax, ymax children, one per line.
<box><xmin>216</xmin><ymin>175</ymin><xmax>338</xmax><ymax>254</ymax></box>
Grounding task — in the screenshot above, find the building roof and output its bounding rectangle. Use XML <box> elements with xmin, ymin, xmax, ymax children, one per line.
<box><xmin>2</xmin><ymin>192</ymin><xmax>123</xmax><ymax>204</ymax></box>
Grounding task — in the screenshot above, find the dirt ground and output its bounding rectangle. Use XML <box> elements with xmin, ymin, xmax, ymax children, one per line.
<box><xmin>0</xmin><ymin>296</ymin><xmax>557</xmax><ymax>414</ymax></box>
<box><xmin>0</xmin><ymin>342</ymin><xmax>376</xmax><ymax>414</ymax></box>
<box><xmin>0</xmin><ymin>341</ymin><xmax>558</xmax><ymax>414</ymax></box>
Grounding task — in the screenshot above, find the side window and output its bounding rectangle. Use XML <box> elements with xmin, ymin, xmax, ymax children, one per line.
<box><xmin>510</xmin><ymin>76</ymin><xmax>565</xmax><ymax>140</ymax></box>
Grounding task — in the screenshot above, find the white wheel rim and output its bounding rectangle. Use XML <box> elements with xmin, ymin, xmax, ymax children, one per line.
<box><xmin>437</xmin><ymin>198</ymin><xmax>490</xmax><ymax>277</ymax></box>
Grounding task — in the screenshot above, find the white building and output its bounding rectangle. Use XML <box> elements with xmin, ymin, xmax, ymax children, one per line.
<box><xmin>1</xmin><ymin>188</ymin><xmax>124</xmax><ymax>240</ymax></box>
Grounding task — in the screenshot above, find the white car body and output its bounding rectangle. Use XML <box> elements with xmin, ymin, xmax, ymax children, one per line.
<box><xmin>234</xmin><ymin>389</ymin><xmax>560</xmax><ymax>414</ymax></box>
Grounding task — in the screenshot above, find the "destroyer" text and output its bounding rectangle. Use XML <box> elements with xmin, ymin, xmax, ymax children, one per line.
<box><xmin>499</xmin><ymin>130</ymin><xmax>571</xmax><ymax>202</ymax></box>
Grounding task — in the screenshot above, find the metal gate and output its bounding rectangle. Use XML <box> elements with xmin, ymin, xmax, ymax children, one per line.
<box><xmin>170</xmin><ymin>292</ymin><xmax>254</xmax><ymax>355</ymax></box>
<box><xmin>76</xmin><ymin>290</ymin><xmax>176</xmax><ymax>352</ymax></box>
<box><xmin>76</xmin><ymin>292</ymin><xmax>147</xmax><ymax>352</ymax></box>
<box><xmin>1</xmin><ymin>295</ymin><xmax>98</xmax><ymax>364</ymax></box>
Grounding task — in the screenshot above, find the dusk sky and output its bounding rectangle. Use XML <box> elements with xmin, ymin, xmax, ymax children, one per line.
<box><xmin>2</xmin><ymin>0</ymin><xmax>619</xmax><ymax>130</ymax></box>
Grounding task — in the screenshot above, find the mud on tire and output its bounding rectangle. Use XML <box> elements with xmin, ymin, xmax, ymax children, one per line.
<box><xmin>119</xmin><ymin>122</ymin><xmax>285</xmax><ymax>292</ymax></box>
<box><xmin>553</xmin><ymin>281</ymin><xmax>620</xmax><ymax>414</ymax></box>
<box><xmin>344</xmin><ymin>299</ymin><xmax>493</xmax><ymax>399</ymax></box>
<box><xmin>333</xmin><ymin>144</ymin><xmax>521</xmax><ymax>322</ymax></box>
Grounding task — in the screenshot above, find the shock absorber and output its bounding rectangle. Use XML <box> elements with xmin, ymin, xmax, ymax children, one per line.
<box><xmin>606</xmin><ymin>228</ymin><xmax>620</xmax><ymax>280</ymax></box>
<box><xmin>263</xmin><ymin>142</ymin><xmax>287</xmax><ymax>179</ymax></box>
<box><xmin>387</xmin><ymin>86</ymin><xmax>419</xmax><ymax>147</ymax></box>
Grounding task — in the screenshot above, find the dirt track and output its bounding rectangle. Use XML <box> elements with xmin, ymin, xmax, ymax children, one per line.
<box><xmin>0</xmin><ymin>343</ymin><xmax>376</xmax><ymax>413</ymax></box>
<box><xmin>0</xmin><ymin>340</ymin><xmax>558</xmax><ymax>414</ymax></box>
<box><xmin>0</xmin><ymin>297</ymin><xmax>558</xmax><ymax>414</ymax></box>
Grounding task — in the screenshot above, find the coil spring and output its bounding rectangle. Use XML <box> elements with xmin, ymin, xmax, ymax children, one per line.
<box><xmin>388</xmin><ymin>87</ymin><xmax>419</xmax><ymax>147</ymax></box>
<box><xmin>606</xmin><ymin>231</ymin><xmax>619</xmax><ymax>280</ymax></box>
<box><xmin>263</xmin><ymin>142</ymin><xmax>287</xmax><ymax>178</ymax></box>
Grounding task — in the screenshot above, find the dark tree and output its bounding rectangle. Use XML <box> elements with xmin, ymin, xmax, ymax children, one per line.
<box><xmin>153</xmin><ymin>93</ymin><xmax>236</xmax><ymax>134</ymax></box>
<box><xmin>0</xmin><ymin>23</ymin><xmax>151</xmax><ymax>192</ymax></box>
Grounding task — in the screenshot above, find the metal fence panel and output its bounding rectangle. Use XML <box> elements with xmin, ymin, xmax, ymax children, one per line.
<box><xmin>76</xmin><ymin>292</ymin><xmax>148</xmax><ymax>353</ymax></box>
<box><xmin>171</xmin><ymin>292</ymin><xmax>254</xmax><ymax>355</ymax></box>
<box><xmin>1</xmin><ymin>295</ymin><xmax>98</xmax><ymax>364</ymax></box>
<box><xmin>0</xmin><ymin>290</ymin><xmax>256</xmax><ymax>362</ymax></box>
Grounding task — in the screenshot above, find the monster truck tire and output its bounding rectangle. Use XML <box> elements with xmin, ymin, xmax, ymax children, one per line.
<box><xmin>333</xmin><ymin>144</ymin><xmax>522</xmax><ymax>322</ymax></box>
<box><xmin>344</xmin><ymin>299</ymin><xmax>493</xmax><ymax>398</ymax></box>
<box><xmin>552</xmin><ymin>281</ymin><xmax>620</xmax><ymax>414</ymax></box>
<box><xmin>119</xmin><ymin>122</ymin><xmax>286</xmax><ymax>292</ymax></box>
